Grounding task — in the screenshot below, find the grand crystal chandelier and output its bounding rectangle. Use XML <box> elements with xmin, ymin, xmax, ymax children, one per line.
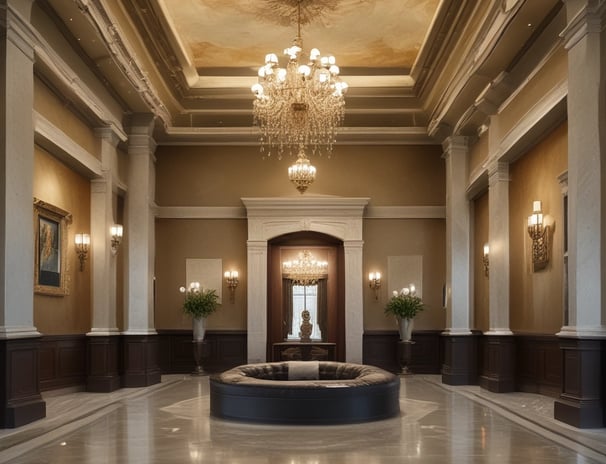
<box><xmin>251</xmin><ymin>1</ymin><xmax>348</xmax><ymax>161</ymax></box>
<box><xmin>282</xmin><ymin>250</ymin><xmax>328</xmax><ymax>286</ymax></box>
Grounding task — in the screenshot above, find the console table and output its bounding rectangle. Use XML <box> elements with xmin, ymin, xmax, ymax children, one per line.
<box><xmin>272</xmin><ymin>342</ymin><xmax>337</xmax><ymax>361</ymax></box>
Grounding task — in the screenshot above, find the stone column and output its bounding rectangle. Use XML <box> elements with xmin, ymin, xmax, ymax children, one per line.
<box><xmin>343</xmin><ymin>240</ymin><xmax>364</xmax><ymax>364</ymax></box>
<box><xmin>441</xmin><ymin>137</ymin><xmax>476</xmax><ymax>385</ymax></box>
<box><xmin>555</xmin><ymin>0</ymin><xmax>606</xmax><ymax>428</ymax></box>
<box><xmin>122</xmin><ymin>114</ymin><xmax>160</xmax><ymax>387</ymax></box>
<box><xmin>481</xmin><ymin>159</ymin><xmax>515</xmax><ymax>392</ymax></box>
<box><xmin>0</xmin><ymin>0</ymin><xmax>46</xmax><ymax>427</ymax></box>
<box><xmin>86</xmin><ymin>128</ymin><xmax>122</xmax><ymax>392</ymax></box>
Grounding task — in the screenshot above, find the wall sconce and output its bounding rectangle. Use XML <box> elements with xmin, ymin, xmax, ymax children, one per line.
<box><xmin>74</xmin><ymin>233</ymin><xmax>90</xmax><ymax>271</ymax></box>
<box><xmin>482</xmin><ymin>243</ymin><xmax>489</xmax><ymax>277</ymax></box>
<box><xmin>368</xmin><ymin>272</ymin><xmax>381</xmax><ymax>299</ymax></box>
<box><xmin>224</xmin><ymin>270</ymin><xmax>239</xmax><ymax>303</ymax></box>
<box><xmin>527</xmin><ymin>200</ymin><xmax>552</xmax><ymax>272</ymax></box>
<box><xmin>110</xmin><ymin>224</ymin><xmax>123</xmax><ymax>255</ymax></box>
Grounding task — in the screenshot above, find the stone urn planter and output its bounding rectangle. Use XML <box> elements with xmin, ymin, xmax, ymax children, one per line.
<box><xmin>179</xmin><ymin>282</ymin><xmax>220</xmax><ymax>376</ymax></box>
<box><xmin>397</xmin><ymin>317</ymin><xmax>414</xmax><ymax>342</ymax></box>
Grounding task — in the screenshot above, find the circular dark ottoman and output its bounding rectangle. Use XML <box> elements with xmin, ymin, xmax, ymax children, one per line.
<box><xmin>210</xmin><ymin>361</ymin><xmax>400</xmax><ymax>425</ymax></box>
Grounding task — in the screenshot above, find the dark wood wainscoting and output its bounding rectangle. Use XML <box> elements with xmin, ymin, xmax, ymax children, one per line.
<box><xmin>363</xmin><ymin>330</ymin><xmax>442</xmax><ymax>374</ymax></box>
<box><xmin>0</xmin><ymin>337</ymin><xmax>46</xmax><ymax>428</ymax></box>
<box><xmin>39</xmin><ymin>335</ymin><xmax>87</xmax><ymax>392</ymax></box>
<box><xmin>157</xmin><ymin>330</ymin><xmax>247</xmax><ymax>374</ymax></box>
<box><xmin>515</xmin><ymin>334</ymin><xmax>562</xmax><ymax>398</ymax></box>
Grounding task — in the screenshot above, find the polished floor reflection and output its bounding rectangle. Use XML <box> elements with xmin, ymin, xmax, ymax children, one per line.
<box><xmin>0</xmin><ymin>375</ymin><xmax>605</xmax><ymax>463</ymax></box>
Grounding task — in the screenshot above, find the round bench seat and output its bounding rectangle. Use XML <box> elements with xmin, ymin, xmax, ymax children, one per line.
<box><xmin>210</xmin><ymin>361</ymin><xmax>400</xmax><ymax>425</ymax></box>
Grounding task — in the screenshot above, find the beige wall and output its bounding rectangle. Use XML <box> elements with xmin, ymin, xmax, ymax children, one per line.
<box><xmin>363</xmin><ymin>219</ymin><xmax>446</xmax><ymax>331</ymax></box>
<box><xmin>509</xmin><ymin>121</ymin><xmax>567</xmax><ymax>334</ymax></box>
<box><xmin>155</xmin><ymin>144</ymin><xmax>445</xmax><ymax>207</ymax></box>
<box><xmin>155</xmin><ymin>219</ymin><xmax>248</xmax><ymax>330</ymax></box>
<box><xmin>154</xmin><ymin>144</ymin><xmax>446</xmax><ymax>332</ymax></box>
<box><xmin>473</xmin><ymin>191</ymin><xmax>489</xmax><ymax>332</ymax></box>
<box><xmin>33</xmin><ymin>146</ymin><xmax>91</xmax><ymax>334</ymax></box>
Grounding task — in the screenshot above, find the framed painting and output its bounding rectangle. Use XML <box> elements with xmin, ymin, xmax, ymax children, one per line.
<box><xmin>34</xmin><ymin>198</ymin><xmax>71</xmax><ymax>296</ymax></box>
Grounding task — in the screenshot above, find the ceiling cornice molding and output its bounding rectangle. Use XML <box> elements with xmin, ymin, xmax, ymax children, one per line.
<box><xmin>74</xmin><ymin>0</ymin><xmax>172</xmax><ymax>127</ymax></box>
<box><xmin>412</xmin><ymin>0</ymin><xmax>475</xmax><ymax>98</ymax></box>
<box><xmin>157</xmin><ymin>126</ymin><xmax>436</xmax><ymax>146</ymax></box>
<box><xmin>120</xmin><ymin>0</ymin><xmax>196</xmax><ymax>96</ymax></box>
<box><xmin>26</xmin><ymin>4</ymin><xmax>128</xmax><ymax>141</ymax></box>
<box><xmin>155</xmin><ymin>204</ymin><xmax>445</xmax><ymax>220</ymax></box>
<box><xmin>426</xmin><ymin>2</ymin><xmax>504</xmax><ymax>139</ymax></box>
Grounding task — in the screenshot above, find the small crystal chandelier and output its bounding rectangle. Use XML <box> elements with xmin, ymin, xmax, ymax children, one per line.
<box><xmin>288</xmin><ymin>146</ymin><xmax>316</xmax><ymax>194</ymax></box>
<box><xmin>283</xmin><ymin>250</ymin><xmax>328</xmax><ymax>286</ymax></box>
<box><xmin>251</xmin><ymin>1</ymin><xmax>348</xmax><ymax>160</ymax></box>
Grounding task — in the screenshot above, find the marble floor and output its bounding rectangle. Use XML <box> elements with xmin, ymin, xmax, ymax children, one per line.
<box><xmin>0</xmin><ymin>374</ymin><xmax>605</xmax><ymax>463</ymax></box>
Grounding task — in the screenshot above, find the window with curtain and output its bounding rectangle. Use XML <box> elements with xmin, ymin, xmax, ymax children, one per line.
<box><xmin>284</xmin><ymin>279</ymin><xmax>328</xmax><ymax>341</ymax></box>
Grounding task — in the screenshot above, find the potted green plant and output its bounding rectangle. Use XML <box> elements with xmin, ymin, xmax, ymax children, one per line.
<box><xmin>384</xmin><ymin>284</ymin><xmax>424</xmax><ymax>341</ymax></box>
<box><xmin>179</xmin><ymin>281</ymin><xmax>220</xmax><ymax>376</ymax></box>
<box><xmin>179</xmin><ymin>282</ymin><xmax>220</xmax><ymax>341</ymax></box>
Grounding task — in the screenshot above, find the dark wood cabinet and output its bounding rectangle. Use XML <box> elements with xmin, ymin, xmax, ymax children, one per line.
<box><xmin>272</xmin><ymin>342</ymin><xmax>336</xmax><ymax>361</ymax></box>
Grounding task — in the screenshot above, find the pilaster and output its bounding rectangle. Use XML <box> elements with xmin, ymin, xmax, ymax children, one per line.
<box><xmin>343</xmin><ymin>240</ymin><xmax>364</xmax><ymax>363</ymax></box>
<box><xmin>122</xmin><ymin>114</ymin><xmax>160</xmax><ymax>387</ymax></box>
<box><xmin>486</xmin><ymin>159</ymin><xmax>513</xmax><ymax>335</ymax></box>
<box><xmin>0</xmin><ymin>2</ymin><xmax>45</xmax><ymax>427</ymax></box>
<box><xmin>440</xmin><ymin>136</ymin><xmax>475</xmax><ymax>385</ymax></box>
<box><xmin>247</xmin><ymin>240</ymin><xmax>268</xmax><ymax>363</ymax></box>
<box><xmin>480</xmin><ymin>159</ymin><xmax>515</xmax><ymax>392</ymax></box>
<box><xmin>554</xmin><ymin>0</ymin><xmax>606</xmax><ymax>427</ymax></box>
<box><xmin>86</xmin><ymin>128</ymin><xmax>121</xmax><ymax>392</ymax></box>
<box><xmin>442</xmin><ymin>136</ymin><xmax>472</xmax><ymax>335</ymax></box>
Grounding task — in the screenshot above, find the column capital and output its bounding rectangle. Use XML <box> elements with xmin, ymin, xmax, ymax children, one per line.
<box><xmin>486</xmin><ymin>159</ymin><xmax>510</xmax><ymax>185</ymax></box>
<box><xmin>442</xmin><ymin>136</ymin><xmax>469</xmax><ymax>158</ymax></box>
<box><xmin>1</xmin><ymin>3</ymin><xmax>36</xmax><ymax>63</ymax></box>
<box><xmin>94</xmin><ymin>127</ymin><xmax>122</xmax><ymax>147</ymax></box>
<box><xmin>128</xmin><ymin>113</ymin><xmax>156</xmax><ymax>136</ymax></box>
<box><xmin>561</xmin><ymin>0</ymin><xmax>606</xmax><ymax>50</ymax></box>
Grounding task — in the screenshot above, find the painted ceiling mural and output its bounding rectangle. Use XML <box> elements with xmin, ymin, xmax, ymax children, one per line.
<box><xmin>160</xmin><ymin>0</ymin><xmax>441</xmax><ymax>71</ymax></box>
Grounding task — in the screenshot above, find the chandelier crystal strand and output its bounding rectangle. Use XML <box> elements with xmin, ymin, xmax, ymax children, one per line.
<box><xmin>251</xmin><ymin>3</ymin><xmax>347</xmax><ymax>160</ymax></box>
<box><xmin>288</xmin><ymin>146</ymin><xmax>316</xmax><ymax>194</ymax></box>
<box><xmin>282</xmin><ymin>250</ymin><xmax>328</xmax><ymax>286</ymax></box>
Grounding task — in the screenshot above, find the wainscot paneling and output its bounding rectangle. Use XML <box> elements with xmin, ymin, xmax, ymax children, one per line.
<box><xmin>157</xmin><ymin>330</ymin><xmax>247</xmax><ymax>374</ymax></box>
<box><xmin>363</xmin><ymin>330</ymin><xmax>442</xmax><ymax>374</ymax></box>
<box><xmin>39</xmin><ymin>335</ymin><xmax>87</xmax><ymax>392</ymax></box>
<box><xmin>515</xmin><ymin>334</ymin><xmax>562</xmax><ymax>398</ymax></box>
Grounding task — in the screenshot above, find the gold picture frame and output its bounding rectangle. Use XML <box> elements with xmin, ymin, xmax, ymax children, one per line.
<box><xmin>34</xmin><ymin>198</ymin><xmax>72</xmax><ymax>296</ymax></box>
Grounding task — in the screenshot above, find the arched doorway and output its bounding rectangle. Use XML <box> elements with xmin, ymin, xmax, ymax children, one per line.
<box><xmin>243</xmin><ymin>196</ymin><xmax>369</xmax><ymax>363</ymax></box>
<box><xmin>267</xmin><ymin>232</ymin><xmax>345</xmax><ymax>361</ymax></box>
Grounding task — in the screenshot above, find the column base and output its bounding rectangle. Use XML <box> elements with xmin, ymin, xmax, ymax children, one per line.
<box><xmin>0</xmin><ymin>338</ymin><xmax>46</xmax><ymax>428</ymax></box>
<box><xmin>554</xmin><ymin>338</ymin><xmax>605</xmax><ymax>428</ymax></box>
<box><xmin>122</xmin><ymin>335</ymin><xmax>161</xmax><ymax>387</ymax></box>
<box><xmin>441</xmin><ymin>333</ymin><xmax>478</xmax><ymax>385</ymax></box>
<box><xmin>479</xmin><ymin>334</ymin><xmax>515</xmax><ymax>393</ymax></box>
<box><xmin>86</xmin><ymin>335</ymin><xmax>121</xmax><ymax>393</ymax></box>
